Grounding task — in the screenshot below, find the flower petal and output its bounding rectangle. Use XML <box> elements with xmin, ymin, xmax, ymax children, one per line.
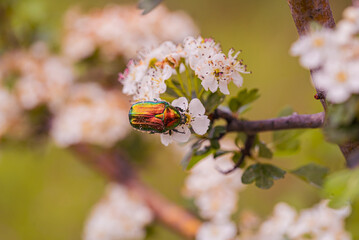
<box><xmin>189</xmin><ymin>98</ymin><xmax>206</xmax><ymax>116</ymax></box>
<box><xmin>219</xmin><ymin>80</ymin><xmax>230</xmax><ymax>95</ymax></box>
<box><xmin>191</xmin><ymin>116</ymin><xmax>210</xmax><ymax>135</ymax></box>
<box><xmin>172</xmin><ymin>126</ymin><xmax>191</xmax><ymax>142</ymax></box>
<box><xmin>172</xmin><ymin>97</ymin><xmax>188</xmax><ymax>111</ymax></box>
<box><xmin>161</xmin><ymin>133</ymin><xmax>172</xmax><ymax>146</ymax></box>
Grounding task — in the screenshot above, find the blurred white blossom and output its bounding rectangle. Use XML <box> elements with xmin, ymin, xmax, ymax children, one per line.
<box><xmin>197</xmin><ymin>221</ymin><xmax>237</xmax><ymax>240</ymax></box>
<box><xmin>160</xmin><ymin>97</ymin><xmax>210</xmax><ymax>146</ymax></box>
<box><xmin>291</xmin><ymin>5</ymin><xmax>359</xmax><ymax>103</ymax></box>
<box><xmin>62</xmin><ymin>5</ymin><xmax>198</xmax><ymax>61</ymax></box>
<box><xmin>84</xmin><ymin>183</ymin><xmax>153</xmax><ymax>240</ymax></box>
<box><xmin>51</xmin><ymin>83</ymin><xmax>130</xmax><ymax>147</ymax></box>
<box><xmin>237</xmin><ymin>200</ymin><xmax>351</xmax><ymax>240</ymax></box>
<box><xmin>0</xmin><ymin>87</ymin><xmax>21</xmax><ymax>137</ymax></box>
<box><xmin>0</xmin><ymin>42</ymin><xmax>74</xmax><ymax>110</ymax></box>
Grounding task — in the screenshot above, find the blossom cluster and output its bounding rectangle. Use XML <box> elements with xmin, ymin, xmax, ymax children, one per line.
<box><xmin>120</xmin><ymin>36</ymin><xmax>249</xmax><ymax>101</ymax></box>
<box><xmin>291</xmin><ymin>6</ymin><xmax>359</xmax><ymax>103</ymax></box>
<box><xmin>83</xmin><ymin>183</ymin><xmax>153</xmax><ymax>240</ymax></box>
<box><xmin>184</xmin><ymin>154</ymin><xmax>245</xmax><ymax>240</ymax></box>
<box><xmin>238</xmin><ymin>200</ymin><xmax>351</xmax><ymax>240</ymax></box>
<box><xmin>51</xmin><ymin>83</ymin><xmax>130</xmax><ymax>147</ymax></box>
<box><xmin>62</xmin><ymin>5</ymin><xmax>198</xmax><ymax>61</ymax></box>
<box><xmin>0</xmin><ymin>42</ymin><xmax>74</xmax><ymax>110</ymax></box>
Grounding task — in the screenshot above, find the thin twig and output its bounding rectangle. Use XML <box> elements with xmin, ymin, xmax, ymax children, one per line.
<box><xmin>71</xmin><ymin>144</ymin><xmax>201</xmax><ymax>239</ymax></box>
<box><xmin>219</xmin><ymin>134</ymin><xmax>256</xmax><ymax>174</ymax></box>
<box><xmin>213</xmin><ymin>109</ymin><xmax>324</xmax><ymax>134</ymax></box>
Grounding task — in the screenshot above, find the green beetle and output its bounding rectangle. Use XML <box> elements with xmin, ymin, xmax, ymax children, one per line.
<box><xmin>129</xmin><ymin>101</ymin><xmax>187</xmax><ymax>134</ymax></box>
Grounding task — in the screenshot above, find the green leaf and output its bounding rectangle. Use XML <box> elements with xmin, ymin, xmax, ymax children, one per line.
<box><xmin>291</xmin><ymin>163</ymin><xmax>328</xmax><ymax>187</ymax></box>
<box><xmin>236</xmin><ymin>88</ymin><xmax>260</xmax><ymax>106</ymax></box>
<box><xmin>138</xmin><ymin>0</ymin><xmax>162</xmax><ymax>14</ymax></box>
<box><xmin>323</xmin><ymin>168</ymin><xmax>359</xmax><ymax>208</ymax></box>
<box><xmin>213</xmin><ymin>150</ymin><xmax>231</xmax><ymax>158</ymax></box>
<box><xmin>235</xmin><ymin>132</ymin><xmax>247</xmax><ymax>148</ymax></box>
<box><xmin>184</xmin><ymin>148</ymin><xmax>215</xmax><ymax>170</ymax></box>
<box><xmin>228</xmin><ymin>88</ymin><xmax>260</xmax><ymax>114</ymax></box>
<box><xmin>208</xmin><ymin>125</ymin><xmax>226</xmax><ymax>139</ymax></box>
<box><xmin>257</xmin><ymin>141</ymin><xmax>273</xmax><ymax>159</ymax></box>
<box><xmin>229</xmin><ymin>98</ymin><xmax>240</xmax><ymax>112</ymax></box>
<box><xmin>273</xmin><ymin>107</ymin><xmax>304</xmax><ymax>153</ymax></box>
<box><xmin>242</xmin><ymin>163</ymin><xmax>286</xmax><ymax>189</ymax></box>
<box><xmin>210</xmin><ymin>139</ymin><xmax>220</xmax><ymax>149</ymax></box>
<box><xmin>204</xmin><ymin>92</ymin><xmax>225</xmax><ymax>113</ymax></box>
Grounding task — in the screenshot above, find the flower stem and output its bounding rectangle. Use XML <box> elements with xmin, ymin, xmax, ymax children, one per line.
<box><xmin>184</xmin><ymin>64</ymin><xmax>192</xmax><ymax>97</ymax></box>
<box><xmin>197</xmin><ymin>88</ymin><xmax>205</xmax><ymax>99</ymax></box>
<box><xmin>194</xmin><ymin>76</ymin><xmax>200</xmax><ymax>97</ymax></box>
<box><xmin>176</xmin><ymin>68</ymin><xmax>189</xmax><ymax>98</ymax></box>
<box><xmin>167</xmin><ymin>78</ymin><xmax>186</xmax><ymax>98</ymax></box>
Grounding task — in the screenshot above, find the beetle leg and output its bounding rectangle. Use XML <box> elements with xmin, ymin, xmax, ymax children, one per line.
<box><xmin>173</xmin><ymin>128</ymin><xmax>185</xmax><ymax>134</ymax></box>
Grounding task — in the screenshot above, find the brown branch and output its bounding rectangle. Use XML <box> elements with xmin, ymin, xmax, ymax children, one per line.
<box><xmin>214</xmin><ymin>109</ymin><xmax>324</xmax><ymax>134</ymax></box>
<box><xmin>71</xmin><ymin>144</ymin><xmax>201</xmax><ymax>239</ymax></box>
<box><xmin>287</xmin><ymin>0</ymin><xmax>359</xmax><ymax>167</ymax></box>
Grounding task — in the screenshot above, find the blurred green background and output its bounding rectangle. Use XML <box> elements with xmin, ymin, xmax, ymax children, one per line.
<box><xmin>0</xmin><ymin>0</ymin><xmax>356</xmax><ymax>239</ymax></box>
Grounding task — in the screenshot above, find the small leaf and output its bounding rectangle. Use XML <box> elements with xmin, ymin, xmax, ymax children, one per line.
<box><xmin>185</xmin><ymin>148</ymin><xmax>214</xmax><ymax>170</ymax></box>
<box><xmin>214</xmin><ymin>150</ymin><xmax>231</xmax><ymax>158</ymax></box>
<box><xmin>273</xmin><ymin>107</ymin><xmax>304</xmax><ymax>154</ymax></box>
<box><xmin>138</xmin><ymin>0</ymin><xmax>162</xmax><ymax>14</ymax></box>
<box><xmin>208</xmin><ymin>125</ymin><xmax>226</xmax><ymax>139</ymax></box>
<box><xmin>236</xmin><ymin>88</ymin><xmax>260</xmax><ymax>106</ymax></box>
<box><xmin>257</xmin><ymin>141</ymin><xmax>273</xmax><ymax>159</ymax></box>
<box><xmin>204</xmin><ymin>92</ymin><xmax>225</xmax><ymax>113</ymax></box>
<box><xmin>241</xmin><ymin>163</ymin><xmax>286</xmax><ymax>189</ymax></box>
<box><xmin>323</xmin><ymin>168</ymin><xmax>359</xmax><ymax>208</ymax></box>
<box><xmin>210</xmin><ymin>139</ymin><xmax>220</xmax><ymax>149</ymax></box>
<box><xmin>235</xmin><ymin>132</ymin><xmax>247</xmax><ymax>148</ymax></box>
<box><xmin>291</xmin><ymin>163</ymin><xmax>328</xmax><ymax>187</ymax></box>
<box><xmin>229</xmin><ymin>98</ymin><xmax>240</xmax><ymax>113</ymax></box>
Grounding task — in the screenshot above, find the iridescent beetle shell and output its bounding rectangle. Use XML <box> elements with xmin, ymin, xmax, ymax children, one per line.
<box><xmin>129</xmin><ymin>101</ymin><xmax>186</xmax><ymax>133</ymax></box>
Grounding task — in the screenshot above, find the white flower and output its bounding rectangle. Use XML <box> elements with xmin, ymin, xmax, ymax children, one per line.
<box><xmin>313</xmin><ymin>60</ymin><xmax>359</xmax><ymax>103</ymax></box>
<box><xmin>195</xmin><ymin>49</ymin><xmax>248</xmax><ymax>95</ymax></box>
<box><xmin>196</xmin><ymin>221</ymin><xmax>237</xmax><ymax>240</ymax></box>
<box><xmin>160</xmin><ymin>97</ymin><xmax>210</xmax><ymax>146</ymax></box>
<box><xmin>83</xmin><ymin>183</ymin><xmax>153</xmax><ymax>240</ymax></box>
<box><xmin>290</xmin><ymin>29</ymin><xmax>335</xmax><ymax>69</ymax></box>
<box><xmin>183</xmin><ymin>36</ymin><xmax>221</xmax><ymax>70</ymax></box>
<box><xmin>120</xmin><ymin>41</ymin><xmax>181</xmax><ymax>101</ymax></box>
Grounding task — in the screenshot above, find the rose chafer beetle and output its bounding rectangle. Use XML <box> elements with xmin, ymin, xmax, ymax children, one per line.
<box><xmin>129</xmin><ymin>101</ymin><xmax>187</xmax><ymax>134</ymax></box>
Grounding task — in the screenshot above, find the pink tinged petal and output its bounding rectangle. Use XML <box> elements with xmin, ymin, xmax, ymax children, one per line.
<box><xmin>189</xmin><ymin>98</ymin><xmax>206</xmax><ymax>116</ymax></box>
<box><xmin>219</xmin><ymin>81</ymin><xmax>230</xmax><ymax>95</ymax></box>
<box><xmin>172</xmin><ymin>97</ymin><xmax>188</xmax><ymax>111</ymax></box>
<box><xmin>191</xmin><ymin>116</ymin><xmax>210</xmax><ymax>135</ymax></box>
<box><xmin>161</xmin><ymin>133</ymin><xmax>172</xmax><ymax>146</ymax></box>
<box><xmin>172</xmin><ymin>126</ymin><xmax>191</xmax><ymax>142</ymax></box>
<box><xmin>232</xmin><ymin>71</ymin><xmax>243</xmax><ymax>87</ymax></box>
